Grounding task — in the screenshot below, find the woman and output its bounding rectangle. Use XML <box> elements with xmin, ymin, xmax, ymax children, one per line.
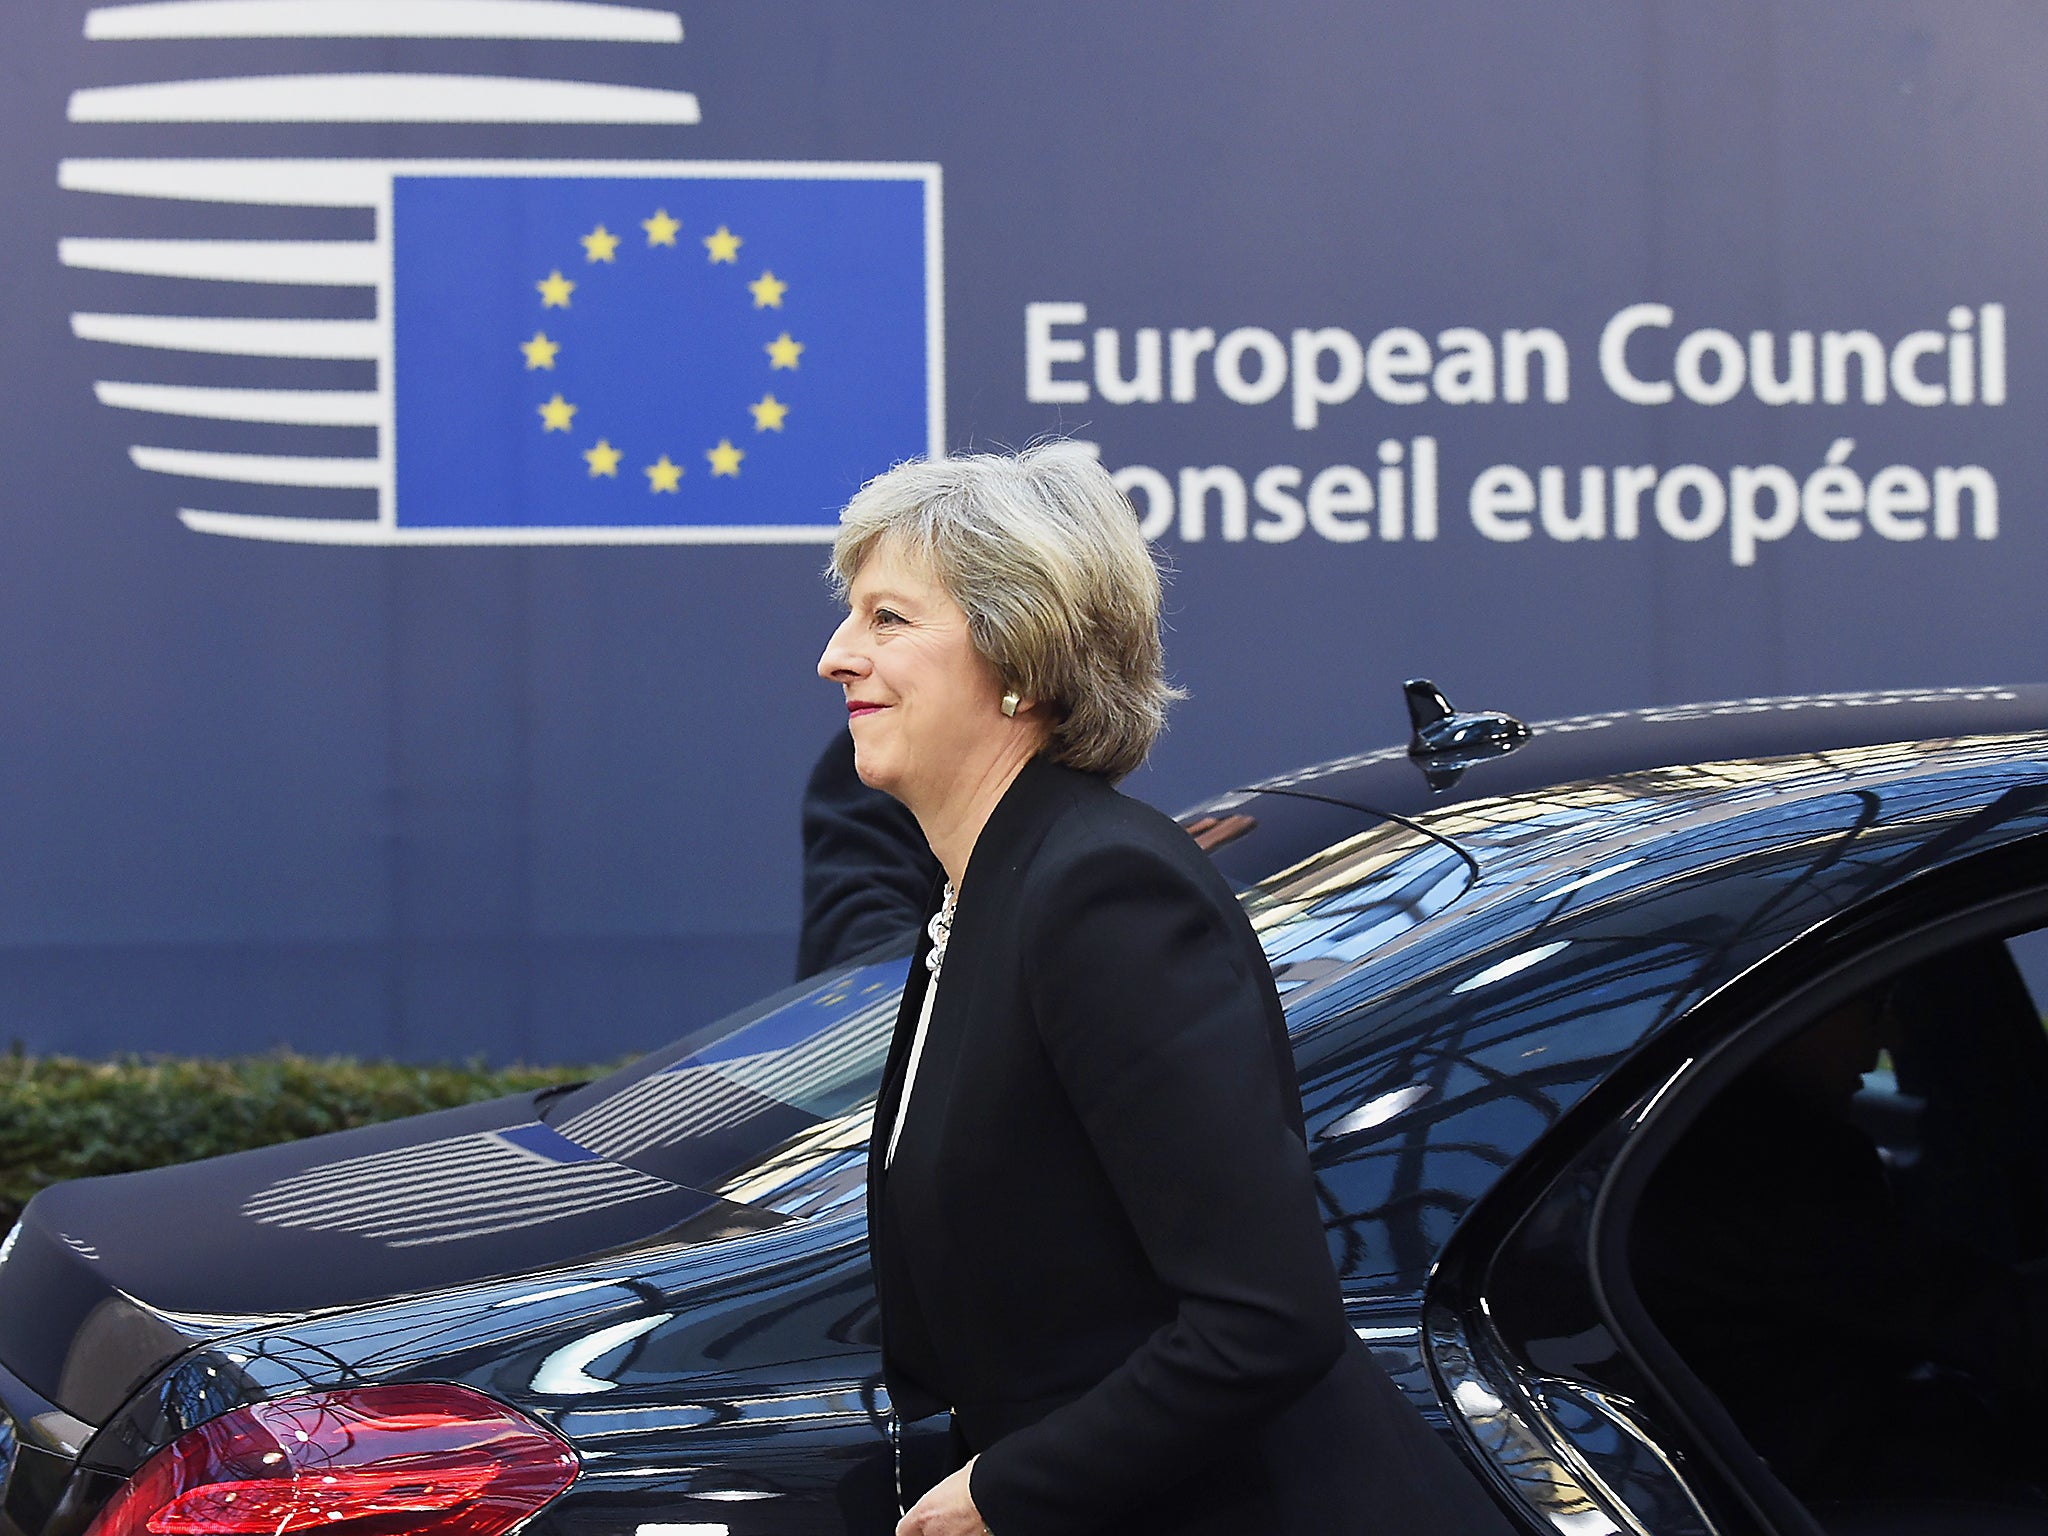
<box><xmin>817</xmin><ymin>445</ymin><xmax>1512</xmax><ymax>1536</ymax></box>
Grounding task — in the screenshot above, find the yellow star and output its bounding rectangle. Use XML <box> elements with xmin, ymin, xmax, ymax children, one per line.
<box><xmin>706</xmin><ymin>439</ymin><xmax>744</xmax><ymax>477</ymax></box>
<box><xmin>703</xmin><ymin>224</ymin><xmax>742</xmax><ymax>263</ymax></box>
<box><xmin>538</xmin><ymin>394</ymin><xmax>577</xmax><ymax>432</ymax></box>
<box><xmin>584</xmin><ymin>439</ymin><xmax>622</xmax><ymax>478</ymax></box>
<box><xmin>645</xmin><ymin>455</ymin><xmax>683</xmax><ymax>492</ymax></box>
<box><xmin>766</xmin><ymin>332</ymin><xmax>804</xmax><ymax>370</ymax></box>
<box><xmin>537</xmin><ymin>269</ymin><xmax>575</xmax><ymax>308</ymax></box>
<box><xmin>581</xmin><ymin>224</ymin><xmax>620</xmax><ymax>263</ymax></box>
<box><xmin>747</xmin><ymin>270</ymin><xmax>788</xmax><ymax>309</ymax></box>
<box><xmin>748</xmin><ymin>393</ymin><xmax>789</xmax><ymax>432</ymax></box>
<box><xmin>519</xmin><ymin>331</ymin><xmax>560</xmax><ymax>370</ymax></box>
<box><xmin>642</xmin><ymin>208</ymin><xmax>681</xmax><ymax>246</ymax></box>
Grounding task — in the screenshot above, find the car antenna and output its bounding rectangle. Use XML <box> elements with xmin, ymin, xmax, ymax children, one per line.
<box><xmin>1403</xmin><ymin>679</ymin><xmax>1533</xmax><ymax>791</ymax></box>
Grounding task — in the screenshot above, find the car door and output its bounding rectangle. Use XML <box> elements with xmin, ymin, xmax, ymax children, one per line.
<box><xmin>1426</xmin><ymin>831</ymin><xmax>2048</xmax><ymax>1536</ymax></box>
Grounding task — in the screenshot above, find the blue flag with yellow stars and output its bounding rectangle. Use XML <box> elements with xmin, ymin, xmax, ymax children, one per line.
<box><xmin>391</xmin><ymin>168</ymin><xmax>936</xmax><ymax>538</ymax></box>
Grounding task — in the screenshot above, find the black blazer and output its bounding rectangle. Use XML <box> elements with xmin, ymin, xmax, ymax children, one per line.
<box><xmin>867</xmin><ymin>757</ymin><xmax>1513</xmax><ymax>1536</ymax></box>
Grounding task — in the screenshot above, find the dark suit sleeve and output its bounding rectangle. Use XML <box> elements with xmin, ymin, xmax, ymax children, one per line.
<box><xmin>969</xmin><ymin>838</ymin><xmax>1350</xmax><ymax>1535</ymax></box>
<box><xmin>796</xmin><ymin>730</ymin><xmax>943</xmax><ymax>978</ymax></box>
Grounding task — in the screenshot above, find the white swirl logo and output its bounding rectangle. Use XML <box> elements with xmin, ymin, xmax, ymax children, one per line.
<box><xmin>57</xmin><ymin>0</ymin><xmax>941</xmax><ymax>545</ymax></box>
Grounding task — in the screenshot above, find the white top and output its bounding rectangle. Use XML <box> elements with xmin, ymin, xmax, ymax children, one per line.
<box><xmin>885</xmin><ymin>967</ymin><xmax>940</xmax><ymax>1168</ymax></box>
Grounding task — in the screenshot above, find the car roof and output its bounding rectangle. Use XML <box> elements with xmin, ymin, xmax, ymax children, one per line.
<box><xmin>1238</xmin><ymin>684</ymin><xmax>2048</xmax><ymax>821</ymax></box>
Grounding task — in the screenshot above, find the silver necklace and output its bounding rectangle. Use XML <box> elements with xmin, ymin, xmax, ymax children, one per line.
<box><xmin>926</xmin><ymin>882</ymin><xmax>958</xmax><ymax>976</ymax></box>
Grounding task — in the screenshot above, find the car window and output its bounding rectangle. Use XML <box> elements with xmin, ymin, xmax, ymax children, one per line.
<box><xmin>1627</xmin><ymin>916</ymin><xmax>2048</xmax><ymax>1524</ymax></box>
<box><xmin>537</xmin><ymin>816</ymin><xmax>1475</xmax><ymax>1220</ymax></box>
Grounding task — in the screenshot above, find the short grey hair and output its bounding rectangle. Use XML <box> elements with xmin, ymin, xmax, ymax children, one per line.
<box><xmin>829</xmin><ymin>444</ymin><xmax>1182</xmax><ymax>781</ymax></box>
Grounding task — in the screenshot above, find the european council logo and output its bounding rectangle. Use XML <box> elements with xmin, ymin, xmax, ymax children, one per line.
<box><xmin>65</xmin><ymin>158</ymin><xmax>941</xmax><ymax>545</ymax></box>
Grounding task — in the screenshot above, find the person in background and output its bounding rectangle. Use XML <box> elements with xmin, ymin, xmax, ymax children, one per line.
<box><xmin>817</xmin><ymin>444</ymin><xmax>1513</xmax><ymax>1536</ymax></box>
<box><xmin>797</xmin><ymin>728</ymin><xmax>943</xmax><ymax>979</ymax></box>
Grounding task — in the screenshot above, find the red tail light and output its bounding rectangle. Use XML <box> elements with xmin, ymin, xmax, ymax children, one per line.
<box><xmin>85</xmin><ymin>1384</ymin><xmax>579</xmax><ymax>1536</ymax></box>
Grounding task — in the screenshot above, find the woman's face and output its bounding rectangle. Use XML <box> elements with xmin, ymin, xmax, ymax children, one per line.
<box><xmin>817</xmin><ymin>537</ymin><xmax>1013</xmax><ymax>808</ymax></box>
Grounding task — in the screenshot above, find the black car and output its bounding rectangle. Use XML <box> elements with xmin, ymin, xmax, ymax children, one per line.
<box><xmin>6</xmin><ymin>682</ymin><xmax>2048</xmax><ymax>1536</ymax></box>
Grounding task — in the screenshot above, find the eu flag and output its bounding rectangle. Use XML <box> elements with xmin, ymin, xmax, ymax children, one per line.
<box><xmin>391</xmin><ymin>168</ymin><xmax>936</xmax><ymax>538</ymax></box>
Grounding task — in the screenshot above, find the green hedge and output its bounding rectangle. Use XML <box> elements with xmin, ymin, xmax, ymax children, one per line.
<box><xmin>0</xmin><ymin>1050</ymin><xmax>607</xmax><ymax>1229</ymax></box>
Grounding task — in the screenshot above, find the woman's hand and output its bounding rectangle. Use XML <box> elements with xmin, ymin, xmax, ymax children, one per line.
<box><xmin>896</xmin><ymin>1456</ymin><xmax>988</xmax><ymax>1536</ymax></box>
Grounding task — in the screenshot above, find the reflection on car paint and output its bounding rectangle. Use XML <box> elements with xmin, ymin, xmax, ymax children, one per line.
<box><xmin>241</xmin><ymin>1127</ymin><xmax>679</xmax><ymax>1247</ymax></box>
<box><xmin>238</xmin><ymin>960</ymin><xmax>915</xmax><ymax>1253</ymax></box>
<box><xmin>1536</xmin><ymin>1380</ymin><xmax>1715</xmax><ymax>1536</ymax></box>
<box><xmin>1451</xmin><ymin>941</ymin><xmax>1572</xmax><ymax>996</ymax></box>
<box><xmin>532</xmin><ymin>1315</ymin><xmax>674</xmax><ymax>1396</ymax></box>
<box><xmin>1320</xmin><ymin>1083</ymin><xmax>1434</xmax><ymax>1140</ymax></box>
<box><xmin>555</xmin><ymin>960</ymin><xmax>910</xmax><ymax>1159</ymax></box>
<box><xmin>709</xmin><ymin>1105</ymin><xmax>874</xmax><ymax>1221</ymax></box>
<box><xmin>1432</xmin><ymin>1326</ymin><xmax>1628</xmax><ymax>1536</ymax></box>
<box><xmin>1248</xmin><ymin>824</ymin><xmax>1475</xmax><ymax>1005</ymax></box>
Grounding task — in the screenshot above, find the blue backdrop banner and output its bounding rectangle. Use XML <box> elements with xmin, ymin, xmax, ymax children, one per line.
<box><xmin>2</xmin><ymin>2</ymin><xmax>2043</xmax><ymax>1062</ymax></box>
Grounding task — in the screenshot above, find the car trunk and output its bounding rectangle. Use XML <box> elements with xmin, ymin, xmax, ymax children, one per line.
<box><xmin>0</xmin><ymin>1091</ymin><xmax>772</xmax><ymax>1426</ymax></box>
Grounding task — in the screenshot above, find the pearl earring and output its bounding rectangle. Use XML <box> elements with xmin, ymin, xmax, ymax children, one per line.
<box><xmin>1000</xmin><ymin>692</ymin><xmax>1020</xmax><ymax>718</ymax></box>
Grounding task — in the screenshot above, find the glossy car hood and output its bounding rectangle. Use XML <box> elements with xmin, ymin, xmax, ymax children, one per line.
<box><xmin>0</xmin><ymin>1092</ymin><xmax>777</xmax><ymax>1423</ymax></box>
